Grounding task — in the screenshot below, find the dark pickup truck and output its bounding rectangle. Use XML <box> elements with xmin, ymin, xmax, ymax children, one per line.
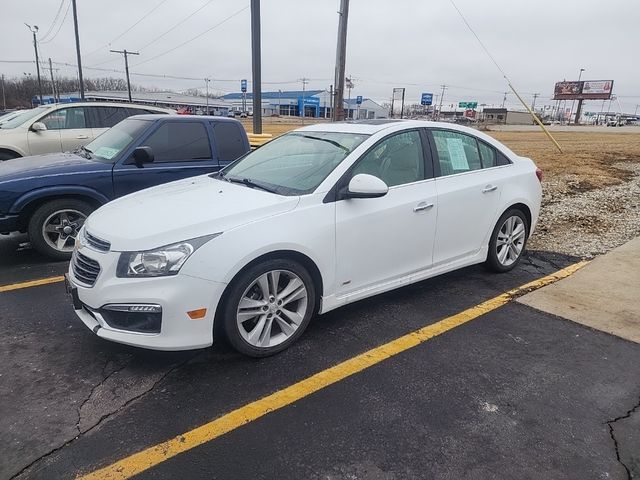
<box><xmin>0</xmin><ymin>115</ymin><xmax>250</xmax><ymax>259</ymax></box>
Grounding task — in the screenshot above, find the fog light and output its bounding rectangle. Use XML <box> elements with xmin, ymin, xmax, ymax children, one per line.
<box><xmin>101</xmin><ymin>304</ymin><xmax>162</xmax><ymax>333</ymax></box>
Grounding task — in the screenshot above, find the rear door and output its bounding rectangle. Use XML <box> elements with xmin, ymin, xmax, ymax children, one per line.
<box><xmin>112</xmin><ymin>120</ymin><xmax>218</xmax><ymax>197</ymax></box>
<box><xmin>210</xmin><ymin>121</ymin><xmax>250</xmax><ymax>166</ymax></box>
<box><xmin>429</xmin><ymin>129</ymin><xmax>507</xmax><ymax>266</ymax></box>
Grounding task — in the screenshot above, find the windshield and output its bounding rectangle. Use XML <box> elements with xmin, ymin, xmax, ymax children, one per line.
<box><xmin>84</xmin><ymin>118</ymin><xmax>152</xmax><ymax>163</ymax></box>
<box><xmin>0</xmin><ymin>106</ymin><xmax>49</xmax><ymax>129</ymax></box>
<box><xmin>222</xmin><ymin>131</ymin><xmax>369</xmax><ymax>195</ymax></box>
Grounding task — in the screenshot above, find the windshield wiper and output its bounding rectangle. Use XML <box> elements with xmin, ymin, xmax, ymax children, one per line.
<box><xmin>226</xmin><ymin>175</ymin><xmax>278</xmax><ymax>194</ymax></box>
<box><xmin>300</xmin><ymin>135</ymin><xmax>349</xmax><ymax>153</ymax></box>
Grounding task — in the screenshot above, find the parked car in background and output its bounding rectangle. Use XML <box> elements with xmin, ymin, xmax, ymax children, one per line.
<box><xmin>0</xmin><ymin>102</ymin><xmax>174</xmax><ymax>160</ymax></box>
<box><xmin>66</xmin><ymin>120</ymin><xmax>542</xmax><ymax>356</ymax></box>
<box><xmin>0</xmin><ymin>115</ymin><xmax>250</xmax><ymax>259</ymax></box>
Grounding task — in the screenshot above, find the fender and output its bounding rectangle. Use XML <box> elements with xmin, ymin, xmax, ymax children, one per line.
<box><xmin>11</xmin><ymin>185</ymin><xmax>111</xmax><ymax>214</ymax></box>
<box><xmin>0</xmin><ymin>145</ymin><xmax>26</xmax><ymax>158</ymax></box>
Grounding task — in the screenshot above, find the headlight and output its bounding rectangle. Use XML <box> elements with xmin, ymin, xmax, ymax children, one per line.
<box><xmin>116</xmin><ymin>233</ymin><xmax>221</xmax><ymax>278</ymax></box>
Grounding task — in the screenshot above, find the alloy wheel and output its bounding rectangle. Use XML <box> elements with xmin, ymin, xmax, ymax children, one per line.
<box><xmin>236</xmin><ymin>269</ymin><xmax>308</xmax><ymax>348</ymax></box>
<box><xmin>42</xmin><ymin>209</ymin><xmax>86</xmax><ymax>253</ymax></box>
<box><xmin>496</xmin><ymin>215</ymin><xmax>525</xmax><ymax>267</ymax></box>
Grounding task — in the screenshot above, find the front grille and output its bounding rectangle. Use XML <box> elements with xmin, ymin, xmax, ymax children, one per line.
<box><xmin>85</xmin><ymin>231</ymin><xmax>111</xmax><ymax>252</ymax></box>
<box><xmin>72</xmin><ymin>251</ymin><xmax>101</xmax><ymax>287</ymax></box>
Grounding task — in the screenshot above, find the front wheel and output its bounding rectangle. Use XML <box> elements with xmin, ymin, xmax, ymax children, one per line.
<box><xmin>485</xmin><ymin>209</ymin><xmax>529</xmax><ymax>273</ymax></box>
<box><xmin>221</xmin><ymin>259</ymin><xmax>316</xmax><ymax>357</ymax></box>
<box><xmin>28</xmin><ymin>199</ymin><xmax>94</xmax><ymax>260</ymax></box>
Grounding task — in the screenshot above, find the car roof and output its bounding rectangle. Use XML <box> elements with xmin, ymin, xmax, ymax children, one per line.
<box><xmin>39</xmin><ymin>102</ymin><xmax>173</xmax><ymax>112</ymax></box>
<box><xmin>295</xmin><ymin>119</ymin><xmax>480</xmax><ymax>135</ymax></box>
<box><xmin>126</xmin><ymin>114</ymin><xmax>241</xmax><ymax>122</ymax></box>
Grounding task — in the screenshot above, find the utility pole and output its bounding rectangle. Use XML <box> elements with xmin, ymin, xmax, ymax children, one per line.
<box><xmin>328</xmin><ymin>85</ymin><xmax>333</xmax><ymax>118</ymax></box>
<box><xmin>333</xmin><ymin>0</ymin><xmax>350</xmax><ymax>121</ymax></box>
<box><xmin>437</xmin><ymin>85</ymin><xmax>447</xmax><ymax>120</ymax></box>
<box><xmin>25</xmin><ymin>24</ymin><xmax>43</xmax><ymax>105</ymax></box>
<box><xmin>300</xmin><ymin>77</ymin><xmax>308</xmax><ymax>124</ymax></box>
<box><xmin>278</xmin><ymin>89</ymin><xmax>282</xmax><ymax>116</ymax></box>
<box><xmin>204</xmin><ymin>78</ymin><xmax>211</xmax><ymax>114</ymax></box>
<box><xmin>569</xmin><ymin>67</ymin><xmax>585</xmax><ymax>124</ymax></box>
<box><xmin>501</xmin><ymin>91</ymin><xmax>508</xmax><ymax>108</ymax></box>
<box><xmin>635</xmin><ymin>105</ymin><xmax>639</xmax><ymax>116</ymax></box>
<box><xmin>345</xmin><ymin>76</ymin><xmax>354</xmax><ymax>119</ymax></box>
<box><xmin>110</xmin><ymin>49</ymin><xmax>139</xmax><ymax>102</ymax></box>
<box><xmin>48</xmin><ymin>58</ymin><xmax>57</xmax><ymax>102</ymax></box>
<box><xmin>71</xmin><ymin>0</ymin><xmax>85</xmax><ymax>99</ymax></box>
<box><xmin>250</xmin><ymin>0</ymin><xmax>262</xmax><ymax>133</ymax></box>
<box><xmin>531</xmin><ymin>93</ymin><xmax>540</xmax><ymax>112</ymax></box>
<box><xmin>1</xmin><ymin>75</ymin><xmax>6</xmax><ymax>110</ymax></box>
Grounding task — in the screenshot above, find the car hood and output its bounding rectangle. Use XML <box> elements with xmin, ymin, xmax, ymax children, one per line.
<box><xmin>0</xmin><ymin>152</ymin><xmax>110</xmax><ymax>184</ymax></box>
<box><xmin>84</xmin><ymin>175</ymin><xmax>300</xmax><ymax>251</ymax></box>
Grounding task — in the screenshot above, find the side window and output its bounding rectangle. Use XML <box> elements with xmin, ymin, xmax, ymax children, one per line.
<box><xmin>478</xmin><ymin>141</ymin><xmax>497</xmax><ymax>168</ymax></box>
<box><xmin>431</xmin><ymin>130</ymin><xmax>482</xmax><ymax>176</ymax></box>
<box><xmin>143</xmin><ymin>122</ymin><xmax>211</xmax><ymax>162</ymax></box>
<box><xmin>90</xmin><ymin>106</ymin><xmax>129</xmax><ymax>128</ymax></box>
<box><xmin>351</xmin><ymin>130</ymin><xmax>425</xmax><ymax>187</ymax></box>
<box><xmin>211</xmin><ymin>122</ymin><xmax>247</xmax><ymax>162</ymax></box>
<box><xmin>40</xmin><ymin>107</ymin><xmax>86</xmax><ymax>130</ymax></box>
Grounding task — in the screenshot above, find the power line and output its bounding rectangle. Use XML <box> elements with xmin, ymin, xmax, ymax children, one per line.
<box><xmin>137</xmin><ymin>0</ymin><xmax>218</xmax><ymax>52</ymax></box>
<box><xmin>132</xmin><ymin>4</ymin><xmax>250</xmax><ymax>67</ymax></box>
<box><xmin>39</xmin><ymin>0</ymin><xmax>67</xmax><ymax>42</ymax></box>
<box><xmin>39</xmin><ymin>0</ymin><xmax>72</xmax><ymax>44</ymax></box>
<box><xmin>83</xmin><ymin>0</ymin><xmax>170</xmax><ymax>57</ymax></box>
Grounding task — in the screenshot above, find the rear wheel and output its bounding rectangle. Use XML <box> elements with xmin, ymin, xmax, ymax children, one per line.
<box><xmin>221</xmin><ymin>258</ymin><xmax>316</xmax><ymax>357</ymax></box>
<box><xmin>486</xmin><ymin>208</ymin><xmax>529</xmax><ymax>272</ymax></box>
<box><xmin>28</xmin><ymin>199</ymin><xmax>94</xmax><ymax>260</ymax></box>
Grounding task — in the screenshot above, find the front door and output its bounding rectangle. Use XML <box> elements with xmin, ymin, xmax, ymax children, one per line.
<box><xmin>113</xmin><ymin>121</ymin><xmax>219</xmax><ymax>197</ymax></box>
<box><xmin>335</xmin><ymin>130</ymin><xmax>437</xmax><ymax>297</ymax></box>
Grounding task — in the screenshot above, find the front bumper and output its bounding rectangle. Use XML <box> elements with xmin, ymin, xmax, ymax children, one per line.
<box><xmin>67</xmin><ymin>246</ymin><xmax>227</xmax><ymax>351</ymax></box>
<box><xmin>0</xmin><ymin>213</ymin><xmax>19</xmax><ymax>234</ymax></box>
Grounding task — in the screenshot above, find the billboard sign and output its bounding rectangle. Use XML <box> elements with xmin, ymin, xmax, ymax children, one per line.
<box><xmin>241</xmin><ymin>79</ymin><xmax>247</xmax><ymax>93</ymax></box>
<box><xmin>581</xmin><ymin>80</ymin><xmax>613</xmax><ymax>99</ymax></box>
<box><xmin>553</xmin><ymin>80</ymin><xmax>613</xmax><ymax>100</ymax></box>
<box><xmin>421</xmin><ymin>93</ymin><xmax>433</xmax><ymax>106</ymax></box>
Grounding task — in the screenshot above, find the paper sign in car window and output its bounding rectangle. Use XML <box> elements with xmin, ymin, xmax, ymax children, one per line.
<box><xmin>446</xmin><ymin>137</ymin><xmax>469</xmax><ymax>170</ymax></box>
<box><xmin>94</xmin><ymin>146</ymin><xmax>120</xmax><ymax>160</ymax></box>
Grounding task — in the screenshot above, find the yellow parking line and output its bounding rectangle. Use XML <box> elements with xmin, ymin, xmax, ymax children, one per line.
<box><xmin>78</xmin><ymin>260</ymin><xmax>588</xmax><ymax>480</ymax></box>
<box><xmin>0</xmin><ymin>275</ymin><xmax>65</xmax><ymax>293</ymax></box>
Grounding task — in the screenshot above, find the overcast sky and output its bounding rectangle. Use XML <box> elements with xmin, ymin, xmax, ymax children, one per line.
<box><xmin>3</xmin><ymin>0</ymin><xmax>639</xmax><ymax>112</ymax></box>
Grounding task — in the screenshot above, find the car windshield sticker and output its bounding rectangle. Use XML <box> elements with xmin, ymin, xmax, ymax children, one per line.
<box><xmin>94</xmin><ymin>146</ymin><xmax>120</xmax><ymax>159</ymax></box>
<box><xmin>446</xmin><ymin>138</ymin><xmax>469</xmax><ymax>170</ymax></box>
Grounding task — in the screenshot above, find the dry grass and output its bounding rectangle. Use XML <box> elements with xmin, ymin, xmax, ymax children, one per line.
<box><xmin>241</xmin><ymin>119</ymin><xmax>640</xmax><ymax>190</ymax></box>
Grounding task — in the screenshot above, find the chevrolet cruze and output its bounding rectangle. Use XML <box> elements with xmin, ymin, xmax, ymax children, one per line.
<box><xmin>66</xmin><ymin>120</ymin><xmax>542</xmax><ymax>357</ymax></box>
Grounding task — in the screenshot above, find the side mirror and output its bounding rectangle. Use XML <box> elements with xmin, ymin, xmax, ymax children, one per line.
<box><xmin>345</xmin><ymin>174</ymin><xmax>389</xmax><ymax>199</ymax></box>
<box><xmin>30</xmin><ymin>122</ymin><xmax>47</xmax><ymax>132</ymax></box>
<box><xmin>131</xmin><ymin>146</ymin><xmax>154</xmax><ymax>166</ymax></box>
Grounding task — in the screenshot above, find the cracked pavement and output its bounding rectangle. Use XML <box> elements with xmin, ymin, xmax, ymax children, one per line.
<box><xmin>1</xmin><ymin>239</ymin><xmax>639</xmax><ymax>479</ymax></box>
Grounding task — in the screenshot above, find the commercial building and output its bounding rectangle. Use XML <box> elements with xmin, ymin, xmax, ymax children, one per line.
<box><xmin>221</xmin><ymin>90</ymin><xmax>387</xmax><ymax>119</ymax></box>
<box><xmin>480</xmin><ymin>108</ymin><xmax>532</xmax><ymax>125</ymax></box>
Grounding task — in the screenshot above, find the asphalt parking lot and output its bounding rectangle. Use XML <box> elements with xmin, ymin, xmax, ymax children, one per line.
<box><xmin>1</xmin><ymin>233</ymin><xmax>639</xmax><ymax>479</ymax></box>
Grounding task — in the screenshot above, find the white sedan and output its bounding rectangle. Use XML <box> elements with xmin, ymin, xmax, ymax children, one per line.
<box><xmin>67</xmin><ymin>120</ymin><xmax>542</xmax><ymax>357</ymax></box>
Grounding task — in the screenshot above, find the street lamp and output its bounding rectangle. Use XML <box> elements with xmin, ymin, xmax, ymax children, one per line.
<box><xmin>569</xmin><ymin>67</ymin><xmax>585</xmax><ymax>123</ymax></box>
<box><xmin>25</xmin><ymin>23</ymin><xmax>43</xmax><ymax>105</ymax></box>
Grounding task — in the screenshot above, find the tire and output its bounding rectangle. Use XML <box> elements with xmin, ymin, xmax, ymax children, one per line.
<box><xmin>28</xmin><ymin>199</ymin><xmax>94</xmax><ymax>260</ymax></box>
<box><xmin>220</xmin><ymin>258</ymin><xmax>316</xmax><ymax>357</ymax></box>
<box><xmin>0</xmin><ymin>151</ymin><xmax>20</xmax><ymax>161</ymax></box>
<box><xmin>485</xmin><ymin>208</ymin><xmax>529</xmax><ymax>273</ymax></box>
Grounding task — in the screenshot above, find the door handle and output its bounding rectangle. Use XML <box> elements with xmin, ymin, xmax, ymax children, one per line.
<box><xmin>76</xmin><ymin>135</ymin><xmax>89</xmax><ymax>139</ymax></box>
<box><xmin>413</xmin><ymin>202</ymin><xmax>434</xmax><ymax>212</ymax></box>
<box><xmin>482</xmin><ymin>185</ymin><xmax>498</xmax><ymax>193</ymax></box>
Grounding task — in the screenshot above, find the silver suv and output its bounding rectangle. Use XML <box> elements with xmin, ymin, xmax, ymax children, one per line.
<box><xmin>0</xmin><ymin>102</ymin><xmax>174</xmax><ymax>160</ymax></box>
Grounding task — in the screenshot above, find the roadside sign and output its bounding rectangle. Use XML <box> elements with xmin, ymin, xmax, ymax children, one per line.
<box><xmin>421</xmin><ymin>93</ymin><xmax>433</xmax><ymax>106</ymax></box>
<box><xmin>356</xmin><ymin>95</ymin><xmax>363</xmax><ymax>105</ymax></box>
<box><xmin>241</xmin><ymin>79</ymin><xmax>247</xmax><ymax>93</ymax></box>
<box><xmin>458</xmin><ymin>101</ymin><xmax>478</xmax><ymax>109</ymax></box>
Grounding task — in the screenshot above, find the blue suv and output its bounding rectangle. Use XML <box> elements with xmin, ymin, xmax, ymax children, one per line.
<box><xmin>0</xmin><ymin>115</ymin><xmax>250</xmax><ymax>259</ymax></box>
